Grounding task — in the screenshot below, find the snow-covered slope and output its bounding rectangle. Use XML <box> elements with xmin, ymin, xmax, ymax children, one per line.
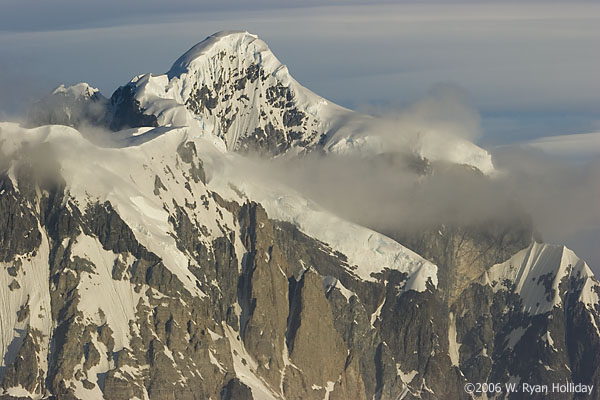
<box><xmin>483</xmin><ymin>242</ymin><xmax>600</xmax><ymax>315</ymax></box>
<box><xmin>0</xmin><ymin>121</ymin><xmax>436</xmax><ymax>292</ymax></box>
<box><xmin>116</xmin><ymin>31</ymin><xmax>347</xmax><ymax>156</ymax></box>
<box><xmin>111</xmin><ymin>31</ymin><xmax>495</xmax><ymax>173</ymax></box>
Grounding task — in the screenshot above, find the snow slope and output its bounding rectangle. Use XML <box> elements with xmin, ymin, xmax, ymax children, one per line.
<box><xmin>119</xmin><ymin>31</ymin><xmax>495</xmax><ymax>173</ymax></box>
<box><xmin>0</xmin><ymin>230</ymin><xmax>52</xmax><ymax>388</ymax></box>
<box><xmin>125</xmin><ymin>31</ymin><xmax>347</xmax><ymax>154</ymax></box>
<box><xmin>482</xmin><ymin>242</ymin><xmax>600</xmax><ymax>315</ymax></box>
<box><xmin>0</xmin><ymin>121</ymin><xmax>437</xmax><ymax>293</ymax></box>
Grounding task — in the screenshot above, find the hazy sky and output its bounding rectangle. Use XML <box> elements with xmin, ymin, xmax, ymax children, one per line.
<box><xmin>1</xmin><ymin>1</ymin><xmax>599</xmax><ymax>145</ymax></box>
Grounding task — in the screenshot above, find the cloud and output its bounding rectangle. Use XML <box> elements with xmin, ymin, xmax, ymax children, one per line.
<box><xmin>492</xmin><ymin>146</ymin><xmax>600</xmax><ymax>238</ymax></box>
<box><xmin>361</xmin><ymin>84</ymin><xmax>482</xmax><ymax>143</ymax></box>
<box><xmin>235</xmin><ymin>92</ymin><xmax>600</xmax><ymax>270</ymax></box>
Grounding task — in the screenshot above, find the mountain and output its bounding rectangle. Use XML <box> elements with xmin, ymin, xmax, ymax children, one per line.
<box><xmin>31</xmin><ymin>31</ymin><xmax>493</xmax><ymax>173</ymax></box>
<box><xmin>2</xmin><ymin>31</ymin><xmax>599</xmax><ymax>400</ymax></box>
<box><xmin>27</xmin><ymin>83</ymin><xmax>108</xmax><ymax>129</ymax></box>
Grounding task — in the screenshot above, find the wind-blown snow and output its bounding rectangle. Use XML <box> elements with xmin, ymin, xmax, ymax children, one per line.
<box><xmin>325</xmin><ymin>113</ymin><xmax>495</xmax><ymax>175</ymax></box>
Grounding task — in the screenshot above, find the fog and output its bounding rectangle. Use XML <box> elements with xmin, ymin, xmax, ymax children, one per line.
<box><xmin>1</xmin><ymin>84</ymin><xmax>599</xmax><ymax>272</ymax></box>
<box><xmin>237</xmin><ymin>92</ymin><xmax>600</xmax><ymax>271</ymax></box>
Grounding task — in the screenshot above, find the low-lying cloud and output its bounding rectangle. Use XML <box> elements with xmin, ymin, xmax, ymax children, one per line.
<box><xmin>239</xmin><ymin>94</ymin><xmax>600</xmax><ymax>270</ymax></box>
<box><xmin>2</xmin><ymin>87</ymin><xmax>599</xmax><ymax>271</ymax></box>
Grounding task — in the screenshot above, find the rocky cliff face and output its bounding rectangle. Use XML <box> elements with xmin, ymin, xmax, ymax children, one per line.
<box><xmin>2</xmin><ymin>31</ymin><xmax>599</xmax><ymax>400</ymax></box>
<box><xmin>1</xmin><ymin>122</ymin><xmax>599</xmax><ymax>400</ymax></box>
<box><xmin>0</xmin><ymin>133</ymin><xmax>436</xmax><ymax>399</ymax></box>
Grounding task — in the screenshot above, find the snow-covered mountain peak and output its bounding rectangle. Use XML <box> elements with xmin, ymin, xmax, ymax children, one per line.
<box><xmin>114</xmin><ymin>31</ymin><xmax>344</xmax><ymax>155</ymax></box>
<box><xmin>27</xmin><ymin>83</ymin><xmax>107</xmax><ymax>129</ymax></box>
<box><xmin>168</xmin><ymin>31</ymin><xmax>266</xmax><ymax>78</ymax></box>
<box><xmin>108</xmin><ymin>31</ymin><xmax>496</xmax><ymax>173</ymax></box>
<box><xmin>51</xmin><ymin>82</ymin><xmax>100</xmax><ymax>99</ymax></box>
<box><xmin>484</xmin><ymin>242</ymin><xmax>599</xmax><ymax>315</ymax></box>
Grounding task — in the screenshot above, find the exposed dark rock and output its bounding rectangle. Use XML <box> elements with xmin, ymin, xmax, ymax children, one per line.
<box><xmin>16</xmin><ymin>303</ymin><xmax>29</xmax><ymax>323</ymax></box>
<box><xmin>1</xmin><ymin>327</ymin><xmax>46</xmax><ymax>396</ymax></box>
<box><xmin>220</xmin><ymin>378</ymin><xmax>253</xmax><ymax>400</ymax></box>
<box><xmin>109</xmin><ymin>84</ymin><xmax>158</xmax><ymax>131</ymax></box>
<box><xmin>186</xmin><ymin>83</ymin><xmax>218</xmax><ymax>115</ymax></box>
<box><xmin>177</xmin><ymin>141</ymin><xmax>206</xmax><ymax>184</ymax></box>
<box><xmin>0</xmin><ymin>173</ymin><xmax>41</xmax><ymax>262</ymax></box>
<box><xmin>83</xmin><ymin>202</ymin><xmax>146</xmax><ymax>257</ymax></box>
<box><xmin>237</xmin><ymin>202</ymin><xmax>290</xmax><ymax>388</ymax></box>
<box><xmin>265</xmin><ymin>83</ymin><xmax>293</xmax><ymax>109</ymax></box>
<box><xmin>392</xmin><ymin>214</ymin><xmax>533</xmax><ymax>304</ymax></box>
<box><xmin>282</xmin><ymin>109</ymin><xmax>305</xmax><ymax>127</ymax></box>
<box><xmin>153</xmin><ymin>175</ymin><xmax>167</xmax><ymax>195</ymax></box>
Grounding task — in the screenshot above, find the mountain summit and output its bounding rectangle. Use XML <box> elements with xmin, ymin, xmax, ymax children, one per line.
<box><xmin>111</xmin><ymin>31</ymin><xmax>345</xmax><ymax>156</ymax></box>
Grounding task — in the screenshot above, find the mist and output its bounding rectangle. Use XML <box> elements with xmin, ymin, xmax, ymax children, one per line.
<box><xmin>4</xmin><ymin>76</ymin><xmax>598</xmax><ymax>271</ymax></box>
<box><xmin>237</xmin><ymin>93</ymin><xmax>600</xmax><ymax>271</ymax></box>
